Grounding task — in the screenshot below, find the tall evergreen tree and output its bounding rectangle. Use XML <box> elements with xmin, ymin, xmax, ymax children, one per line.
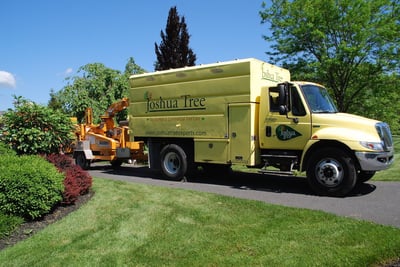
<box><xmin>155</xmin><ymin>6</ymin><xmax>196</xmax><ymax>70</ymax></box>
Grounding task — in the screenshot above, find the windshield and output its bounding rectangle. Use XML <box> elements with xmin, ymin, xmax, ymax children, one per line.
<box><xmin>301</xmin><ymin>84</ymin><xmax>338</xmax><ymax>113</ymax></box>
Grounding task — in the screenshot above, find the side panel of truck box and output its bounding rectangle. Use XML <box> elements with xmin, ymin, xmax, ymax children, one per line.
<box><xmin>129</xmin><ymin>59</ymin><xmax>290</xmax><ymax>166</ymax></box>
<box><xmin>129</xmin><ymin>63</ymin><xmax>252</xmax><ymax>141</ymax></box>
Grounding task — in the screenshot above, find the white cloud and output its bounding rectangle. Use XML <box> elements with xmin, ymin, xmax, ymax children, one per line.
<box><xmin>57</xmin><ymin>68</ymin><xmax>74</xmax><ymax>77</ymax></box>
<box><xmin>0</xmin><ymin>71</ymin><xmax>16</xmax><ymax>89</ymax></box>
<box><xmin>64</xmin><ymin>68</ymin><xmax>73</xmax><ymax>75</ymax></box>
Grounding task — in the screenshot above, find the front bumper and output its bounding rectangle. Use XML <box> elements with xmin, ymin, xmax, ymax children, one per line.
<box><xmin>355</xmin><ymin>150</ymin><xmax>394</xmax><ymax>171</ymax></box>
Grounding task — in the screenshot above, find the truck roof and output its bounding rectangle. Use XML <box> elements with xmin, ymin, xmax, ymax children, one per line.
<box><xmin>293</xmin><ymin>81</ymin><xmax>325</xmax><ymax>88</ymax></box>
<box><xmin>129</xmin><ymin>58</ymin><xmax>291</xmax><ymax>87</ymax></box>
<box><xmin>129</xmin><ymin>58</ymin><xmax>288</xmax><ymax>79</ymax></box>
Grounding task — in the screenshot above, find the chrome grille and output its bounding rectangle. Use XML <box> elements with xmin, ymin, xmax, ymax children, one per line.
<box><xmin>376</xmin><ymin>122</ymin><xmax>393</xmax><ymax>150</ymax></box>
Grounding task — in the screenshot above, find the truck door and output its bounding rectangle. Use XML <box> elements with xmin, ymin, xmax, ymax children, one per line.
<box><xmin>260</xmin><ymin>86</ymin><xmax>311</xmax><ymax>150</ymax></box>
<box><xmin>229</xmin><ymin>103</ymin><xmax>252</xmax><ymax>164</ymax></box>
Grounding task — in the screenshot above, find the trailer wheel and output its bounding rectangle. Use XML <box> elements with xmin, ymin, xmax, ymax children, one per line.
<box><xmin>110</xmin><ymin>160</ymin><xmax>123</xmax><ymax>169</ymax></box>
<box><xmin>75</xmin><ymin>152</ymin><xmax>90</xmax><ymax>170</ymax></box>
<box><xmin>306</xmin><ymin>147</ymin><xmax>357</xmax><ymax>197</ymax></box>
<box><xmin>160</xmin><ymin>144</ymin><xmax>188</xmax><ymax>181</ymax></box>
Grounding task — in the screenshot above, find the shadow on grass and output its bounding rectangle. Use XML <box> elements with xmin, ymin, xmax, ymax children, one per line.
<box><xmin>89</xmin><ymin>163</ymin><xmax>376</xmax><ymax>198</ymax></box>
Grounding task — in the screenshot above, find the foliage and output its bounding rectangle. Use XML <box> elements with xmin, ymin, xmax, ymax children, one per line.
<box><xmin>47</xmin><ymin>89</ymin><xmax>63</xmax><ymax>111</ymax></box>
<box><xmin>0</xmin><ymin>96</ymin><xmax>74</xmax><ymax>155</ymax></box>
<box><xmin>349</xmin><ymin>73</ymin><xmax>400</xmax><ymax>134</ymax></box>
<box><xmin>0</xmin><ymin>141</ymin><xmax>16</xmax><ymax>156</ymax></box>
<box><xmin>70</xmin><ymin>166</ymin><xmax>92</xmax><ymax>195</ymax></box>
<box><xmin>62</xmin><ymin>171</ymin><xmax>81</xmax><ymax>205</ymax></box>
<box><xmin>1</xmin><ymin>178</ymin><xmax>400</xmax><ymax>266</ymax></box>
<box><xmin>155</xmin><ymin>6</ymin><xmax>197</xmax><ymax>70</ymax></box>
<box><xmin>0</xmin><ymin>213</ymin><xmax>23</xmax><ymax>239</ymax></box>
<box><xmin>52</xmin><ymin>58</ymin><xmax>145</xmax><ymax>123</ymax></box>
<box><xmin>0</xmin><ymin>155</ymin><xmax>64</xmax><ymax>220</ymax></box>
<box><xmin>45</xmin><ymin>154</ymin><xmax>92</xmax><ymax>204</ymax></box>
<box><xmin>373</xmin><ymin>135</ymin><xmax>400</xmax><ymax>181</ymax></box>
<box><xmin>62</xmin><ymin>167</ymin><xmax>92</xmax><ymax>204</ymax></box>
<box><xmin>124</xmin><ymin>57</ymin><xmax>147</xmax><ymax>77</ymax></box>
<box><xmin>45</xmin><ymin>153</ymin><xmax>75</xmax><ymax>171</ymax></box>
<box><xmin>260</xmin><ymin>0</ymin><xmax>399</xmax><ymax>112</ymax></box>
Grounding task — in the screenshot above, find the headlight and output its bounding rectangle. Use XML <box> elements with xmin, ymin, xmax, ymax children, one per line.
<box><xmin>360</xmin><ymin>141</ymin><xmax>384</xmax><ymax>151</ymax></box>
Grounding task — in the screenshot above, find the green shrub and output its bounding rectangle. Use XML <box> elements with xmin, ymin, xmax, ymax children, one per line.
<box><xmin>0</xmin><ymin>155</ymin><xmax>64</xmax><ymax>220</ymax></box>
<box><xmin>0</xmin><ymin>213</ymin><xmax>23</xmax><ymax>239</ymax></box>
<box><xmin>0</xmin><ymin>96</ymin><xmax>74</xmax><ymax>155</ymax></box>
<box><xmin>0</xmin><ymin>142</ymin><xmax>16</xmax><ymax>156</ymax></box>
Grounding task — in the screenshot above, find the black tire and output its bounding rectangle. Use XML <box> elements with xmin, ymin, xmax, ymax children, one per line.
<box><xmin>75</xmin><ymin>152</ymin><xmax>90</xmax><ymax>170</ymax></box>
<box><xmin>160</xmin><ymin>144</ymin><xmax>188</xmax><ymax>181</ymax></box>
<box><xmin>357</xmin><ymin>171</ymin><xmax>376</xmax><ymax>184</ymax></box>
<box><xmin>306</xmin><ymin>147</ymin><xmax>357</xmax><ymax>197</ymax></box>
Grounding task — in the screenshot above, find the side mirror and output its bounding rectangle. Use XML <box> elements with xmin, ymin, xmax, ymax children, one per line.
<box><xmin>279</xmin><ymin>105</ymin><xmax>288</xmax><ymax>115</ymax></box>
<box><xmin>278</xmin><ymin>83</ymin><xmax>286</xmax><ymax>105</ymax></box>
<box><xmin>278</xmin><ymin>83</ymin><xmax>288</xmax><ymax>115</ymax></box>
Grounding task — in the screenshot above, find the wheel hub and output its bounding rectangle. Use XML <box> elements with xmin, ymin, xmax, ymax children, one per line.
<box><xmin>163</xmin><ymin>152</ymin><xmax>180</xmax><ymax>175</ymax></box>
<box><xmin>316</xmin><ymin>159</ymin><xmax>343</xmax><ymax>187</ymax></box>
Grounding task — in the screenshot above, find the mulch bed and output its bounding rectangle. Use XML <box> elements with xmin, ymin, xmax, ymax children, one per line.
<box><xmin>0</xmin><ymin>191</ymin><xmax>94</xmax><ymax>251</ymax></box>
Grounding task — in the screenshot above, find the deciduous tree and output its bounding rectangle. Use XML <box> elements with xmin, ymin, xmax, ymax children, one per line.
<box><xmin>260</xmin><ymin>0</ymin><xmax>399</xmax><ymax>112</ymax></box>
<box><xmin>52</xmin><ymin>58</ymin><xmax>145</xmax><ymax>122</ymax></box>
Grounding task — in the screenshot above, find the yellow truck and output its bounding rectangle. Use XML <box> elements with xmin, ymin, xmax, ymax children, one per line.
<box><xmin>128</xmin><ymin>58</ymin><xmax>394</xmax><ymax>196</ymax></box>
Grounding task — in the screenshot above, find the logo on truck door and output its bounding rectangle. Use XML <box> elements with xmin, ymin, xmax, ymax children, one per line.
<box><xmin>145</xmin><ymin>91</ymin><xmax>206</xmax><ymax>113</ymax></box>
<box><xmin>276</xmin><ymin>125</ymin><xmax>302</xmax><ymax>141</ymax></box>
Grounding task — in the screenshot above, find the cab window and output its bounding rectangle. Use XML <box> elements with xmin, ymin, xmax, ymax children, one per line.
<box><xmin>269</xmin><ymin>87</ymin><xmax>280</xmax><ymax>112</ymax></box>
<box><xmin>269</xmin><ymin>86</ymin><xmax>306</xmax><ymax>116</ymax></box>
<box><xmin>291</xmin><ymin>87</ymin><xmax>306</xmax><ymax>116</ymax></box>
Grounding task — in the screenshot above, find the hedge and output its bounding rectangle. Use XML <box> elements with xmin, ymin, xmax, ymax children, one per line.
<box><xmin>0</xmin><ymin>155</ymin><xmax>64</xmax><ymax>220</ymax></box>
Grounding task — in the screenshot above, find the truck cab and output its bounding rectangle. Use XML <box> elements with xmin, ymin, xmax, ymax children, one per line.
<box><xmin>259</xmin><ymin>82</ymin><xmax>394</xmax><ymax>195</ymax></box>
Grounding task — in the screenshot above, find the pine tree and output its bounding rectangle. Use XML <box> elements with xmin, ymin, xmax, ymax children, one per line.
<box><xmin>155</xmin><ymin>6</ymin><xmax>196</xmax><ymax>70</ymax></box>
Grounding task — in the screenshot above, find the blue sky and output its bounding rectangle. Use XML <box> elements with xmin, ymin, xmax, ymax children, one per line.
<box><xmin>0</xmin><ymin>0</ymin><xmax>272</xmax><ymax>111</ymax></box>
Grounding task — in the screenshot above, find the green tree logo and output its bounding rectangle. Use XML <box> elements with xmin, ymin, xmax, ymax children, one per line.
<box><xmin>276</xmin><ymin>125</ymin><xmax>302</xmax><ymax>141</ymax></box>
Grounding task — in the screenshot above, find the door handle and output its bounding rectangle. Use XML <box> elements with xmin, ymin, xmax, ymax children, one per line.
<box><xmin>266</xmin><ymin>126</ymin><xmax>271</xmax><ymax>137</ymax></box>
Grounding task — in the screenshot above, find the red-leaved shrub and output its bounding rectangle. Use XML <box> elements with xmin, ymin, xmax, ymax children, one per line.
<box><xmin>62</xmin><ymin>171</ymin><xmax>81</xmax><ymax>204</ymax></box>
<box><xmin>45</xmin><ymin>154</ymin><xmax>92</xmax><ymax>205</ymax></box>
<box><xmin>66</xmin><ymin>165</ymin><xmax>92</xmax><ymax>195</ymax></box>
<box><xmin>46</xmin><ymin>153</ymin><xmax>75</xmax><ymax>172</ymax></box>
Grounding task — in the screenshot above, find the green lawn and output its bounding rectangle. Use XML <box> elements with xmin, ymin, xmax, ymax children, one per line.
<box><xmin>1</xmin><ymin>178</ymin><xmax>399</xmax><ymax>266</ymax></box>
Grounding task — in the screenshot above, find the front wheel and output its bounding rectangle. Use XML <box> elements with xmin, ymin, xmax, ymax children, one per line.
<box><xmin>160</xmin><ymin>144</ymin><xmax>188</xmax><ymax>181</ymax></box>
<box><xmin>357</xmin><ymin>171</ymin><xmax>376</xmax><ymax>184</ymax></box>
<box><xmin>307</xmin><ymin>148</ymin><xmax>357</xmax><ymax>197</ymax></box>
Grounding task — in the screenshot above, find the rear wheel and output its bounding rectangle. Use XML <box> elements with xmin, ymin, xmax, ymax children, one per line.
<box><xmin>75</xmin><ymin>152</ymin><xmax>90</xmax><ymax>170</ymax></box>
<box><xmin>307</xmin><ymin>148</ymin><xmax>357</xmax><ymax>197</ymax></box>
<box><xmin>160</xmin><ymin>144</ymin><xmax>188</xmax><ymax>181</ymax></box>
